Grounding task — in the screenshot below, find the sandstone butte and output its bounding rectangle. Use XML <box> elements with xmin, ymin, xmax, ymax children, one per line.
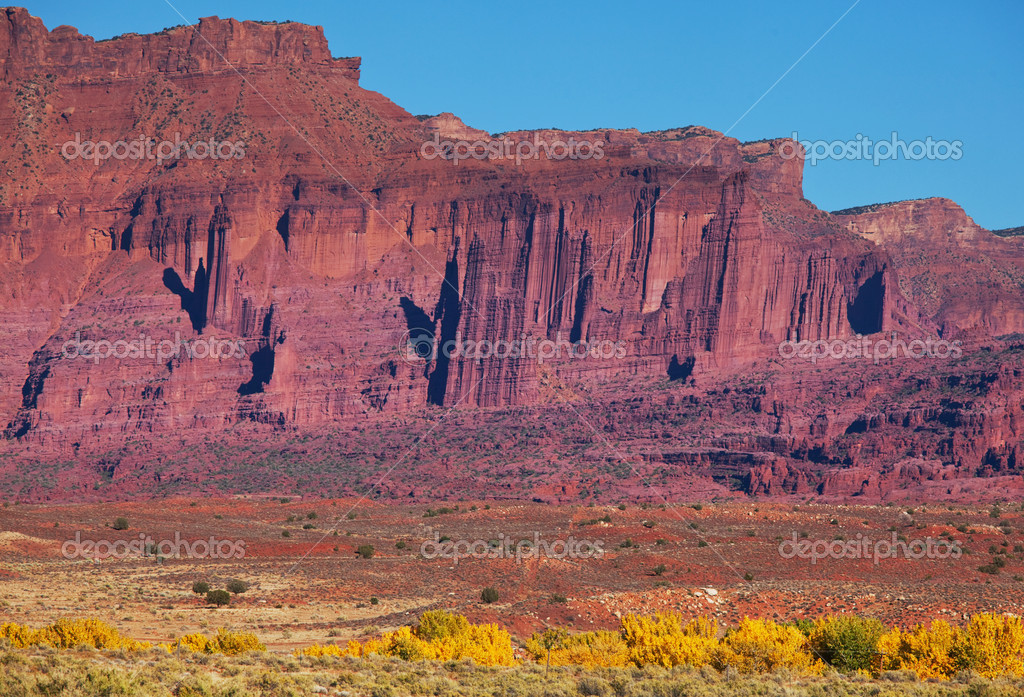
<box><xmin>0</xmin><ymin>7</ymin><xmax>1021</xmax><ymax>502</ymax></box>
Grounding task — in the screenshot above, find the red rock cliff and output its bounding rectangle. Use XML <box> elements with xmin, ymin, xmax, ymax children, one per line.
<box><xmin>0</xmin><ymin>9</ymin><xmax>1019</xmax><ymax>504</ymax></box>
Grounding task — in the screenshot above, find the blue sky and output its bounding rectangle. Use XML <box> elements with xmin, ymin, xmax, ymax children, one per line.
<box><xmin>22</xmin><ymin>1</ymin><xmax>1023</xmax><ymax>229</ymax></box>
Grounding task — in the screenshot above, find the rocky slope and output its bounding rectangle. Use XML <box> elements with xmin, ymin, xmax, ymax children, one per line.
<box><xmin>0</xmin><ymin>8</ymin><xmax>1020</xmax><ymax>502</ymax></box>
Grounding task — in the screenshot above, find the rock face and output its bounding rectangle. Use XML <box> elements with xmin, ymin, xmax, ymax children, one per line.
<box><xmin>834</xmin><ymin>198</ymin><xmax>1024</xmax><ymax>337</ymax></box>
<box><xmin>0</xmin><ymin>8</ymin><xmax>1020</xmax><ymax>502</ymax></box>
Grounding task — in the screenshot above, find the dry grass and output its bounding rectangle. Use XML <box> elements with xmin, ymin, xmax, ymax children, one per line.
<box><xmin>2</xmin><ymin>645</ymin><xmax>1024</xmax><ymax>697</ymax></box>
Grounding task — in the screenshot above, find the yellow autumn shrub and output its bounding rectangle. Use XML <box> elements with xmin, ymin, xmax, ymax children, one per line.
<box><xmin>458</xmin><ymin>621</ymin><xmax>517</xmax><ymax>666</ymax></box>
<box><xmin>0</xmin><ymin>618</ymin><xmax>150</xmax><ymax>652</ymax></box>
<box><xmin>372</xmin><ymin>625</ymin><xmax>432</xmax><ymax>661</ymax></box>
<box><xmin>951</xmin><ymin>612</ymin><xmax>1024</xmax><ymax>678</ymax></box>
<box><xmin>210</xmin><ymin>628</ymin><xmax>266</xmax><ymax>655</ymax></box>
<box><xmin>620</xmin><ymin>613</ymin><xmax>717</xmax><ymax>668</ymax></box>
<box><xmin>299</xmin><ymin>611</ymin><xmax>514</xmax><ymax>666</ymax></box>
<box><xmin>877</xmin><ymin>620</ymin><xmax>960</xmax><ymax>680</ymax></box>
<box><xmin>167</xmin><ymin>629</ymin><xmax>265</xmax><ymax>655</ymax></box>
<box><xmin>0</xmin><ymin>622</ymin><xmax>38</xmax><ymax>649</ymax></box>
<box><xmin>524</xmin><ymin>629</ymin><xmax>628</xmax><ymax>668</ymax></box>
<box><xmin>416</xmin><ymin>609</ymin><xmax>470</xmax><ymax>643</ymax></box>
<box><xmin>172</xmin><ymin>633</ymin><xmax>212</xmax><ymax>653</ymax></box>
<box><xmin>294</xmin><ymin>640</ymin><xmax>362</xmax><ymax>658</ymax></box>
<box><xmin>713</xmin><ymin>617</ymin><xmax>821</xmax><ymax>675</ymax></box>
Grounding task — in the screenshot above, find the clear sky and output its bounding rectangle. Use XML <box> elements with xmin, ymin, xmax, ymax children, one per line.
<box><xmin>19</xmin><ymin>1</ymin><xmax>1023</xmax><ymax>230</ymax></box>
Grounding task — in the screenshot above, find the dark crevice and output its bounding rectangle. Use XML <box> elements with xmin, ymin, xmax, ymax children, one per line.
<box><xmin>120</xmin><ymin>195</ymin><xmax>144</xmax><ymax>251</ymax></box>
<box><xmin>238</xmin><ymin>340</ymin><xmax>277</xmax><ymax>395</ymax></box>
<box><xmin>5</xmin><ymin>358</ymin><xmax>50</xmax><ymax>438</ymax></box>
<box><xmin>20</xmin><ymin>364</ymin><xmax>49</xmax><ymax>409</ymax></box>
<box><xmin>848</xmin><ymin>271</ymin><xmax>885</xmax><ymax>334</ymax></box>
<box><xmin>570</xmin><ymin>234</ymin><xmax>593</xmax><ymax>343</ymax></box>
<box><xmin>276</xmin><ymin>209</ymin><xmax>290</xmax><ymax>250</ymax></box>
<box><xmin>400</xmin><ymin>297</ymin><xmax>435</xmax><ymax>367</ymax></box>
<box><xmin>569</xmin><ymin>273</ymin><xmax>592</xmax><ymax>344</ymax></box>
<box><xmin>239</xmin><ymin>309</ymin><xmax>280</xmax><ymax>395</ymax></box>
<box><xmin>119</xmin><ymin>222</ymin><xmax>133</xmax><ymax>251</ymax></box>
<box><xmin>667</xmin><ymin>354</ymin><xmax>695</xmax><ymax>381</ymax></box>
<box><xmin>427</xmin><ymin>245</ymin><xmax>461</xmax><ymax>406</ymax></box>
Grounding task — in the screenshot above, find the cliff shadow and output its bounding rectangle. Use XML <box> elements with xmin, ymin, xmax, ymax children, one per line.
<box><xmin>426</xmin><ymin>253</ymin><xmax>462</xmax><ymax>406</ymax></box>
<box><xmin>399</xmin><ymin>296</ymin><xmax>436</xmax><ymax>362</ymax></box>
<box><xmin>668</xmin><ymin>354</ymin><xmax>695</xmax><ymax>381</ymax></box>
<box><xmin>238</xmin><ymin>341</ymin><xmax>276</xmax><ymax>395</ymax></box>
<box><xmin>239</xmin><ymin>310</ymin><xmax>278</xmax><ymax>396</ymax></box>
<box><xmin>848</xmin><ymin>271</ymin><xmax>885</xmax><ymax>335</ymax></box>
<box><xmin>162</xmin><ymin>265</ymin><xmax>208</xmax><ymax>332</ymax></box>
